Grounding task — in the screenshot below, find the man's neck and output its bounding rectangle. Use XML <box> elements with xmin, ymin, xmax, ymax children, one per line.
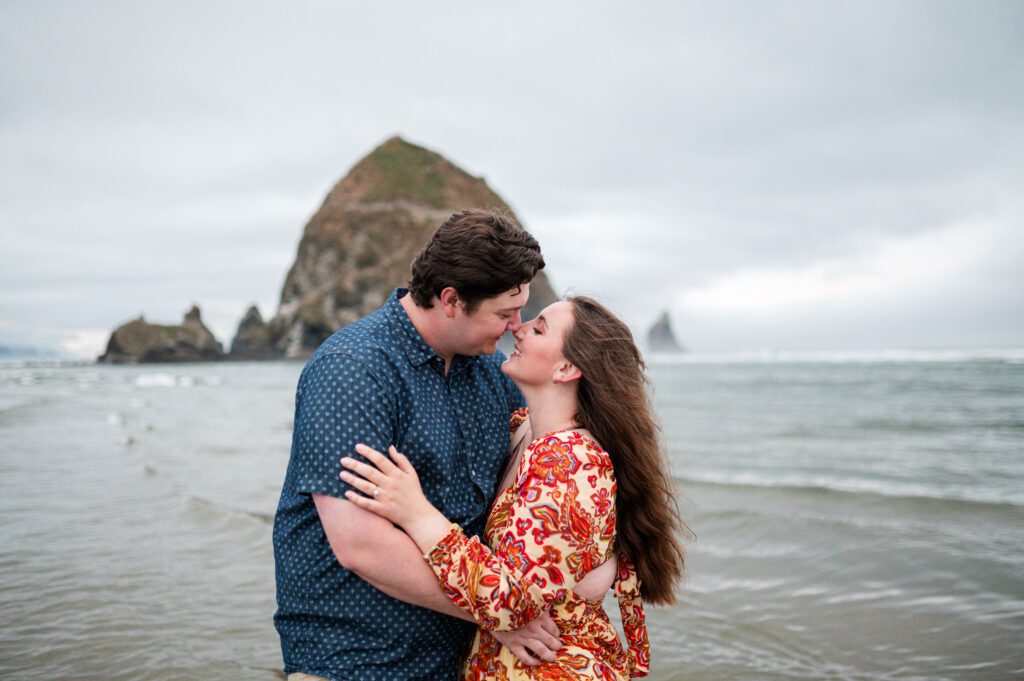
<box><xmin>400</xmin><ymin>293</ymin><xmax>454</xmax><ymax>373</ymax></box>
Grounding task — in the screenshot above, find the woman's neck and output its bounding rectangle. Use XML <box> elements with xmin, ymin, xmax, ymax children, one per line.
<box><xmin>520</xmin><ymin>384</ymin><xmax>579</xmax><ymax>437</ymax></box>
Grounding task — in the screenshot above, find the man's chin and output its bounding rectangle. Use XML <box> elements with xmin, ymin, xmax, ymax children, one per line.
<box><xmin>464</xmin><ymin>341</ymin><xmax>501</xmax><ymax>357</ymax></box>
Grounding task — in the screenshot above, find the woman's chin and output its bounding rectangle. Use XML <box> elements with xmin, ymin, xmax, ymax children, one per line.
<box><xmin>500</xmin><ymin>359</ymin><xmax>520</xmax><ymax>380</ymax></box>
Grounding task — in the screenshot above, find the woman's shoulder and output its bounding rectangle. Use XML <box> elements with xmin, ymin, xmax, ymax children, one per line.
<box><xmin>527</xmin><ymin>429</ymin><xmax>614</xmax><ymax>475</ymax></box>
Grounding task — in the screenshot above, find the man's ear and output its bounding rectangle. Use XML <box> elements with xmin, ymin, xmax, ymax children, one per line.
<box><xmin>439</xmin><ymin>287</ymin><xmax>461</xmax><ymax>318</ymax></box>
<box><xmin>552</xmin><ymin>362</ymin><xmax>582</xmax><ymax>384</ymax></box>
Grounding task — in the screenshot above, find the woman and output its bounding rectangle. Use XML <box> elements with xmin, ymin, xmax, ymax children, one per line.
<box><xmin>340</xmin><ymin>296</ymin><xmax>686</xmax><ymax>679</ymax></box>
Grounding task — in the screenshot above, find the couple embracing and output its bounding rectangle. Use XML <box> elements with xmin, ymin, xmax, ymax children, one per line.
<box><xmin>273</xmin><ymin>210</ymin><xmax>685</xmax><ymax>680</ymax></box>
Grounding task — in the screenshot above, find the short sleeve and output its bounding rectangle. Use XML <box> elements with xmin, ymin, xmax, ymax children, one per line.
<box><xmin>291</xmin><ymin>352</ymin><xmax>396</xmax><ymax>498</ymax></box>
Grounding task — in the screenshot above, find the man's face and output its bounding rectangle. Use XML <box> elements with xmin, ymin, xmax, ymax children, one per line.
<box><xmin>450</xmin><ymin>283</ymin><xmax>530</xmax><ymax>357</ymax></box>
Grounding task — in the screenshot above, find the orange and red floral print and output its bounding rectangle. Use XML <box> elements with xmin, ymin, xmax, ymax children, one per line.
<box><xmin>425</xmin><ymin>408</ymin><xmax>651</xmax><ymax>679</ymax></box>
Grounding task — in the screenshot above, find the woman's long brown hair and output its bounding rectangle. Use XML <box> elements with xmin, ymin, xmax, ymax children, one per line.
<box><xmin>563</xmin><ymin>296</ymin><xmax>688</xmax><ymax>605</ymax></box>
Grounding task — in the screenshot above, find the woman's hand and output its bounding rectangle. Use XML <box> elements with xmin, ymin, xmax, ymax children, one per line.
<box><xmin>340</xmin><ymin>444</ymin><xmax>451</xmax><ymax>552</ymax></box>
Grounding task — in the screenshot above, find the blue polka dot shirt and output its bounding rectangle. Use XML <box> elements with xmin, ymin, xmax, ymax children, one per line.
<box><xmin>273</xmin><ymin>288</ymin><xmax>524</xmax><ymax>680</ymax></box>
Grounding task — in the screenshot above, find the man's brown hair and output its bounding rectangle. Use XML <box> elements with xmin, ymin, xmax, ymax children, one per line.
<box><xmin>408</xmin><ymin>209</ymin><xmax>544</xmax><ymax>312</ymax></box>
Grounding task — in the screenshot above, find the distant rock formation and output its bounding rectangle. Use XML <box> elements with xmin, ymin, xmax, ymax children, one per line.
<box><xmin>228</xmin><ymin>306</ymin><xmax>277</xmax><ymax>360</ymax></box>
<box><xmin>99</xmin><ymin>305</ymin><xmax>224</xmax><ymax>364</ymax></box>
<box><xmin>229</xmin><ymin>136</ymin><xmax>557</xmax><ymax>359</ymax></box>
<box><xmin>648</xmin><ymin>311</ymin><xmax>685</xmax><ymax>353</ymax></box>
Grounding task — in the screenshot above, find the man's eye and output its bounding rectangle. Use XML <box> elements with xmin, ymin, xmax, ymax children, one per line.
<box><xmin>532</xmin><ymin>328</ymin><xmax>541</xmax><ymax>335</ymax></box>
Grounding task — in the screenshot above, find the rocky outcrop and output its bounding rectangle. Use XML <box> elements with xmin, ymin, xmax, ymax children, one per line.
<box><xmin>99</xmin><ymin>305</ymin><xmax>224</xmax><ymax>364</ymax></box>
<box><xmin>233</xmin><ymin>136</ymin><xmax>557</xmax><ymax>359</ymax></box>
<box><xmin>648</xmin><ymin>311</ymin><xmax>685</xmax><ymax>353</ymax></box>
<box><xmin>228</xmin><ymin>305</ymin><xmax>277</xmax><ymax>360</ymax></box>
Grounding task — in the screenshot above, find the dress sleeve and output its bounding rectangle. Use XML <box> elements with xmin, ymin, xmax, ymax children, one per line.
<box><xmin>615</xmin><ymin>555</ymin><xmax>651</xmax><ymax>678</ymax></box>
<box><xmin>425</xmin><ymin>432</ymin><xmax>616</xmax><ymax>631</ymax></box>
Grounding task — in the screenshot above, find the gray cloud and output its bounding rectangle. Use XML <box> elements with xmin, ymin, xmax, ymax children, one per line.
<box><xmin>1</xmin><ymin>0</ymin><xmax>1022</xmax><ymax>354</ymax></box>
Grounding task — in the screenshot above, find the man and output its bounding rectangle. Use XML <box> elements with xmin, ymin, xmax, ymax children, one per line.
<box><xmin>273</xmin><ymin>210</ymin><xmax>565</xmax><ymax>680</ymax></box>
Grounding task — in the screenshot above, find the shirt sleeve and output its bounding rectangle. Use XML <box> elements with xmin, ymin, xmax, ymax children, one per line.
<box><xmin>425</xmin><ymin>433</ymin><xmax>617</xmax><ymax>631</ymax></box>
<box><xmin>291</xmin><ymin>352</ymin><xmax>397</xmax><ymax>498</ymax></box>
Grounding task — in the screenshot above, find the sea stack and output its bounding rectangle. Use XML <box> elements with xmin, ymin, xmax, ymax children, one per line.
<box><xmin>229</xmin><ymin>136</ymin><xmax>557</xmax><ymax>359</ymax></box>
<box><xmin>228</xmin><ymin>305</ymin><xmax>277</xmax><ymax>360</ymax></box>
<box><xmin>99</xmin><ymin>305</ymin><xmax>224</xmax><ymax>364</ymax></box>
<box><xmin>648</xmin><ymin>310</ymin><xmax>685</xmax><ymax>353</ymax></box>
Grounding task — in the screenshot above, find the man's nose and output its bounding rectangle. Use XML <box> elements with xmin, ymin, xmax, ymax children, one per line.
<box><xmin>508</xmin><ymin>313</ymin><xmax>523</xmax><ymax>335</ymax></box>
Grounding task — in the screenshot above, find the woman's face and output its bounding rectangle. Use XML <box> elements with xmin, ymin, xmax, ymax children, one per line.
<box><xmin>502</xmin><ymin>300</ymin><xmax>575</xmax><ymax>387</ymax></box>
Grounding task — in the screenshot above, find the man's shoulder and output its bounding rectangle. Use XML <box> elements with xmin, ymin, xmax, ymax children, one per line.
<box><xmin>299</xmin><ymin>309</ymin><xmax>404</xmax><ymax>386</ymax></box>
<box><xmin>313</xmin><ymin>309</ymin><xmax>398</xmax><ymax>361</ymax></box>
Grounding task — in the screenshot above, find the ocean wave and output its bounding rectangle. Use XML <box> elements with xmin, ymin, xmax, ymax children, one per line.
<box><xmin>0</xmin><ymin>396</ymin><xmax>42</xmax><ymax>415</ymax></box>
<box><xmin>677</xmin><ymin>471</ymin><xmax>1024</xmax><ymax>511</ymax></box>
<box><xmin>649</xmin><ymin>347</ymin><xmax>1024</xmax><ymax>365</ymax></box>
<box><xmin>186</xmin><ymin>493</ymin><xmax>274</xmax><ymax>525</ymax></box>
<box><xmin>0</xmin><ymin>358</ymin><xmax>88</xmax><ymax>369</ymax></box>
<box><xmin>132</xmin><ymin>372</ymin><xmax>219</xmax><ymax>388</ymax></box>
<box><xmin>134</xmin><ymin>373</ymin><xmax>179</xmax><ymax>387</ymax></box>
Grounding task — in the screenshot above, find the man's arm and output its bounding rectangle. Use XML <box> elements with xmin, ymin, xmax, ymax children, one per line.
<box><xmin>314</xmin><ymin>493</ymin><xmax>469</xmax><ymax>619</ymax></box>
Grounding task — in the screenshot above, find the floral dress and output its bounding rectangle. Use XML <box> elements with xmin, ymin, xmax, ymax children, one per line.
<box><xmin>425</xmin><ymin>408</ymin><xmax>650</xmax><ymax>679</ymax></box>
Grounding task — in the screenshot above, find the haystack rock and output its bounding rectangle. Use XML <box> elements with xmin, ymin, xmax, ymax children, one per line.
<box><xmin>230</xmin><ymin>136</ymin><xmax>557</xmax><ymax>359</ymax></box>
<box><xmin>648</xmin><ymin>310</ymin><xmax>685</xmax><ymax>353</ymax></box>
<box><xmin>99</xmin><ymin>305</ymin><xmax>224</xmax><ymax>364</ymax></box>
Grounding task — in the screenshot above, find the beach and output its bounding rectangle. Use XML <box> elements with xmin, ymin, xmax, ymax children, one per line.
<box><xmin>1</xmin><ymin>352</ymin><xmax>1022</xmax><ymax>679</ymax></box>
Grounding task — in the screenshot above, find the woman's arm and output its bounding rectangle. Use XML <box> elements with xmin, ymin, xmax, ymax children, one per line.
<box><xmin>342</xmin><ymin>434</ymin><xmax>617</xmax><ymax>632</ymax></box>
<box><xmin>337</xmin><ymin>445</ymin><xmax>563</xmax><ymax>662</ymax></box>
<box><xmin>426</xmin><ymin>433</ymin><xmax>616</xmax><ymax>630</ymax></box>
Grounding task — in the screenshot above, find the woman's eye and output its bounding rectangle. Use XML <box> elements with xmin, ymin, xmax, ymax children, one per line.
<box><xmin>532</xmin><ymin>327</ymin><xmax>541</xmax><ymax>334</ymax></box>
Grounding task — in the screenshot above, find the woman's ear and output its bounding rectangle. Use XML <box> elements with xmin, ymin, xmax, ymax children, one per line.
<box><xmin>439</xmin><ymin>287</ymin><xmax>460</xmax><ymax>318</ymax></box>
<box><xmin>552</xmin><ymin>362</ymin><xmax>582</xmax><ymax>384</ymax></box>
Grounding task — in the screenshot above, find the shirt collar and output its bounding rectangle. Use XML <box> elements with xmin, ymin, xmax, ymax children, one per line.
<box><xmin>386</xmin><ymin>288</ymin><xmax>478</xmax><ymax>375</ymax></box>
<box><xmin>386</xmin><ymin>288</ymin><xmax>441</xmax><ymax>367</ymax></box>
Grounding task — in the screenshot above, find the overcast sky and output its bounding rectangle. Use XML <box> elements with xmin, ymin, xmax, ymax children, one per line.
<box><xmin>2</xmin><ymin>1</ymin><xmax>1022</xmax><ymax>356</ymax></box>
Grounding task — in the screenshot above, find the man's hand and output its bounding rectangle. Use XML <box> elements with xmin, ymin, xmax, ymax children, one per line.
<box><xmin>491</xmin><ymin>612</ymin><xmax>562</xmax><ymax>666</ymax></box>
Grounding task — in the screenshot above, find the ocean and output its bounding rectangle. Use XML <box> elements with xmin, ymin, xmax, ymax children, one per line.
<box><xmin>1</xmin><ymin>350</ymin><xmax>1022</xmax><ymax>680</ymax></box>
